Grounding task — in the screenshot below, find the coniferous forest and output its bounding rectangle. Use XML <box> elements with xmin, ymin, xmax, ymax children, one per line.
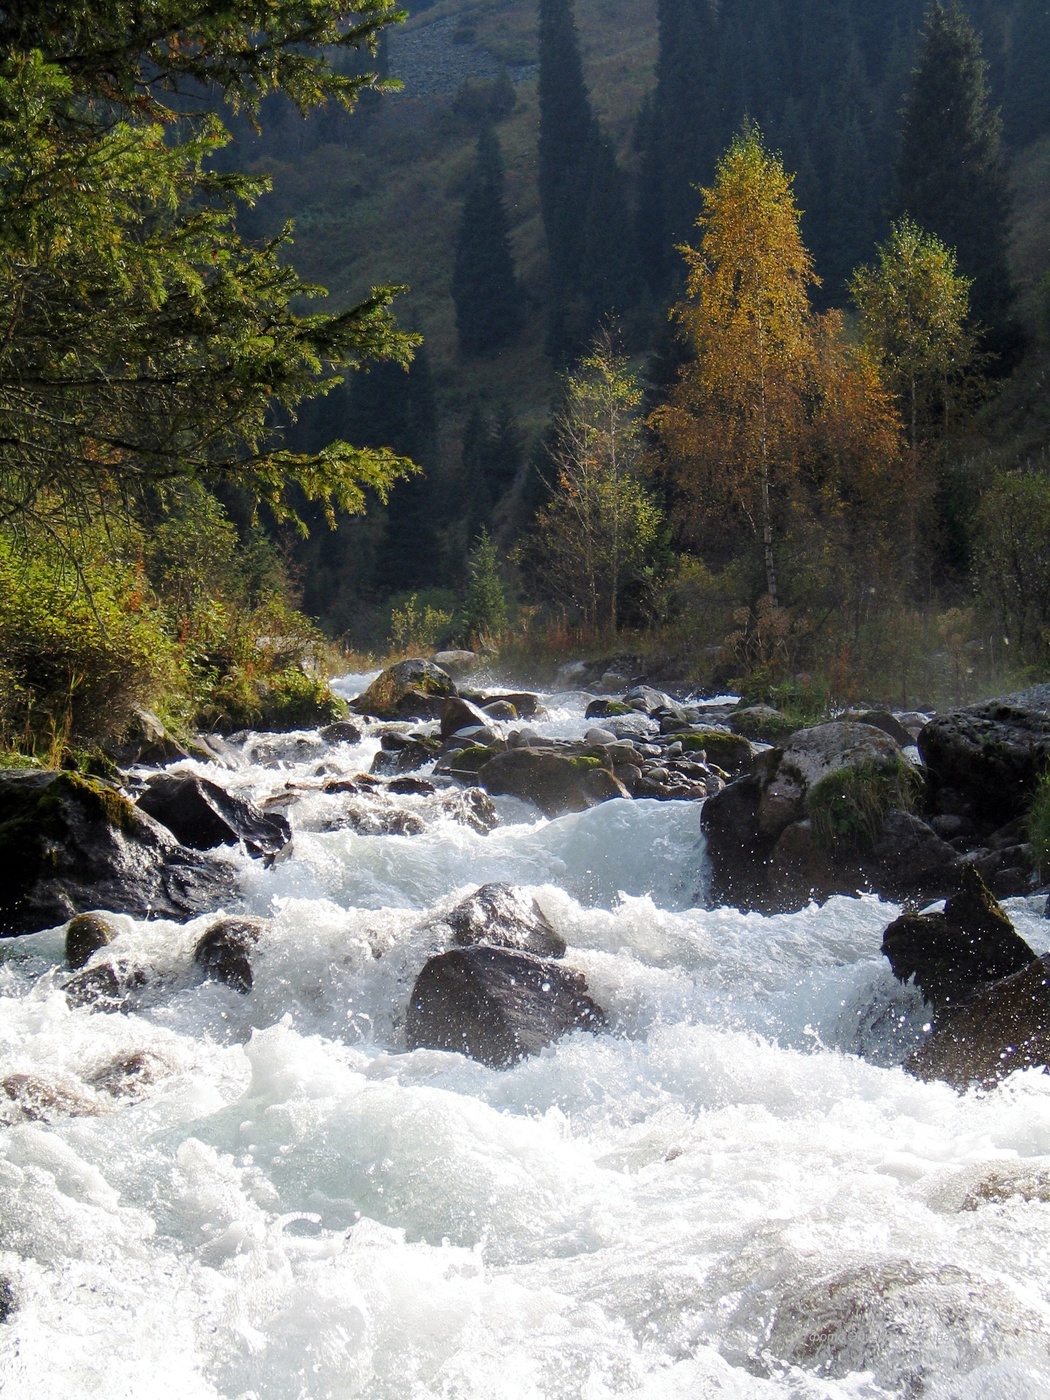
<box><xmin>2</xmin><ymin>0</ymin><xmax>1050</xmax><ymax>759</ymax></box>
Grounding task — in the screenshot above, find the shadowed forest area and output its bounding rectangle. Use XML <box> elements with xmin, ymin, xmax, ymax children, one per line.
<box><xmin>2</xmin><ymin>0</ymin><xmax>1050</xmax><ymax>762</ymax></box>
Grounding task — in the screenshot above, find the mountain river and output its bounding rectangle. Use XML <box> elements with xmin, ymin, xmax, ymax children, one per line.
<box><xmin>2</xmin><ymin>675</ymin><xmax>1050</xmax><ymax>1400</ymax></box>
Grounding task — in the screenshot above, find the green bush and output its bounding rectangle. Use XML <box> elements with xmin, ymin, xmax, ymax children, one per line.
<box><xmin>808</xmin><ymin>757</ymin><xmax>922</xmax><ymax>857</ymax></box>
<box><xmin>0</xmin><ymin>539</ymin><xmax>175</xmax><ymax>759</ymax></box>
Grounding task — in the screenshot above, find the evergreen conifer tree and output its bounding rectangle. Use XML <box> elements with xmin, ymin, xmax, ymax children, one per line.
<box><xmin>452</xmin><ymin>124</ymin><xmax>523</xmax><ymax>356</ymax></box>
<box><xmin>462</xmin><ymin>530</ymin><xmax>509</xmax><ymax>642</ymax></box>
<box><xmin>538</xmin><ymin>0</ymin><xmax>631</xmax><ymax>361</ymax></box>
<box><xmin>895</xmin><ymin>1</ymin><xmax>1017</xmax><ymax>357</ymax></box>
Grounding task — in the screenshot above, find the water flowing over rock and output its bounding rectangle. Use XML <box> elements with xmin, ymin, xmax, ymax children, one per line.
<box><xmin>477</xmin><ymin>748</ymin><xmax>630</xmax><ymax>817</ymax></box>
<box><xmin>137</xmin><ymin>772</ymin><xmax>290</xmax><ymax>857</ymax></box>
<box><xmin>439</xmin><ymin>883</ymin><xmax>566</xmax><ymax>958</ymax></box>
<box><xmin>0</xmin><ymin>769</ymin><xmax>236</xmax><ymax>936</ymax></box>
<box><xmin>405</xmin><ymin>945</ymin><xmax>605</xmax><ymax>1067</ymax></box>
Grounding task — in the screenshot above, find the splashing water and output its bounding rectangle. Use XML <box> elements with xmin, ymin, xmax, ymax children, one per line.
<box><xmin>1</xmin><ymin>679</ymin><xmax>1049</xmax><ymax>1399</ymax></box>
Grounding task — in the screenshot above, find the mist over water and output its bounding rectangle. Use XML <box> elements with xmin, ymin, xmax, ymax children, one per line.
<box><xmin>2</xmin><ymin>683</ymin><xmax>1050</xmax><ymax>1398</ymax></box>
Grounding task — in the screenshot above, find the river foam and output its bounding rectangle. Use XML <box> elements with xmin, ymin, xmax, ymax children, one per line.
<box><xmin>2</xmin><ymin>680</ymin><xmax>1050</xmax><ymax>1398</ymax></box>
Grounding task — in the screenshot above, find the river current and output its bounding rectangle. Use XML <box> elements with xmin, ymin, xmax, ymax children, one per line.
<box><xmin>2</xmin><ymin>677</ymin><xmax>1050</xmax><ymax>1399</ymax></box>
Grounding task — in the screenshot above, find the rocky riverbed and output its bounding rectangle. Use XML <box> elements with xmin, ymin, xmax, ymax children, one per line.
<box><xmin>2</xmin><ymin>662</ymin><xmax>1050</xmax><ymax>1398</ymax></box>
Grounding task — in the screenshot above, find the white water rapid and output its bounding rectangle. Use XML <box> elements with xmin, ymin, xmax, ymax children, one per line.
<box><xmin>2</xmin><ymin>678</ymin><xmax>1050</xmax><ymax>1399</ymax></box>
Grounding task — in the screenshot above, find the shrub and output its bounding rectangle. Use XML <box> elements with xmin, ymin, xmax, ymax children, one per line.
<box><xmin>808</xmin><ymin>757</ymin><xmax>922</xmax><ymax>857</ymax></box>
<box><xmin>0</xmin><ymin>541</ymin><xmax>175</xmax><ymax>758</ymax></box>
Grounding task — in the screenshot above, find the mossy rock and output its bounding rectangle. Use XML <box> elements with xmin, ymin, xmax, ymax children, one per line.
<box><xmin>448</xmin><ymin>745</ymin><xmax>498</xmax><ymax>773</ymax></box>
<box><xmin>680</xmin><ymin>729</ymin><xmax>754</xmax><ymax>774</ymax></box>
<box><xmin>353</xmin><ymin>659</ymin><xmax>456</xmax><ymax>719</ymax></box>
<box><xmin>584</xmin><ymin>699</ymin><xmax>633</xmax><ymax>719</ymax></box>
<box><xmin>807</xmin><ymin>756</ymin><xmax>923</xmax><ymax>857</ymax></box>
<box><xmin>0</xmin><ymin>768</ymin><xmax>234</xmax><ymax>936</ymax></box>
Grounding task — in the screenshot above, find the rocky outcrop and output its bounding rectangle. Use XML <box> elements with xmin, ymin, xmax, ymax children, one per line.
<box><xmin>477</xmin><ymin>748</ymin><xmax>630</xmax><ymax>817</ymax></box>
<box><xmin>137</xmin><ymin>772</ymin><xmax>290</xmax><ymax>857</ymax></box>
<box><xmin>757</xmin><ymin>722</ymin><xmax>906</xmax><ymax>836</ymax></box>
<box><xmin>194</xmin><ymin>916</ymin><xmax>268</xmax><ymax>993</ymax></box>
<box><xmin>405</xmin><ymin>946</ymin><xmax>605</xmax><ymax>1067</ymax></box>
<box><xmin>919</xmin><ymin>684</ymin><xmax>1050</xmax><ymax>824</ymax></box>
<box><xmin>0</xmin><ymin>770</ymin><xmax>236</xmax><ymax>936</ymax></box>
<box><xmin>440</xmin><ymin>883</ymin><xmax>566</xmax><ymax>958</ymax></box>
<box><xmin>907</xmin><ymin>954</ymin><xmax>1050</xmax><ymax>1087</ymax></box>
<box><xmin>351</xmin><ymin>659</ymin><xmax>457</xmax><ymax>720</ymax></box>
<box><xmin>882</xmin><ymin>865</ymin><xmax>1037</xmax><ymax>1010</ymax></box>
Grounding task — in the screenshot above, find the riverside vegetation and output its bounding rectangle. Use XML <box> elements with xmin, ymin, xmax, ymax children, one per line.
<box><xmin>3</xmin><ymin>1</ymin><xmax>1050</xmax><ymax>775</ymax></box>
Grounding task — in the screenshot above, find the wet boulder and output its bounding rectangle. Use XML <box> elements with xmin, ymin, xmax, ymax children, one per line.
<box><xmin>442</xmin><ymin>883</ymin><xmax>566</xmax><ymax>958</ymax></box>
<box><xmin>1</xmin><ymin>1071</ymin><xmax>101</xmax><ymax>1122</ymax></box>
<box><xmin>137</xmin><ymin>772</ymin><xmax>290</xmax><ymax>857</ymax></box>
<box><xmin>63</xmin><ymin>958</ymin><xmax>150</xmax><ymax>1010</ymax></box>
<box><xmin>65</xmin><ymin>912</ymin><xmax>119</xmax><ymax>969</ymax></box>
<box><xmin>477</xmin><ymin>748</ymin><xmax>630</xmax><ymax>818</ymax></box>
<box><xmin>318</xmin><ymin>720</ymin><xmax>363</xmax><ymax>745</ymax></box>
<box><xmin>370</xmin><ymin>731</ymin><xmax>441</xmax><ymax>776</ymax></box>
<box><xmin>0</xmin><ymin>769</ymin><xmax>236</xmax><ymax>936</ymax></box>
<box><xmin>882</xmin><ymin>865</ymin><xmax>1036</xmax><ymax>1010</ymax></box>
<box><xmin>405</xmin><ymin>946</ymin><xmax>605</xmax><ymax>1067</ymax></box>
<box><xmin>194</xmin><ymin>916</ymin><xmax>268</xmax><ymax>994</ymax></box>
<box><xmin>907</xmin><ymin>953</ymin><xmax>1050</xmax><ymax>1088</ymax></box>
<box><xmin>920</xmin><ymin>684</ymin><xmax>1050</xmax><ymax>824</ymax></box>
<box><xmin>351</xmin><ymin>659</ymin><xmax>456</xmax><ymax>720</ymax></box>
<box><xmin>440</xmin><ymin>696</ymin><xmax>491</xmax><ymax>738</ymax></box>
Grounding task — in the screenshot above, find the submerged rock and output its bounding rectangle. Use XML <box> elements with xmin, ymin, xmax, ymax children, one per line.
<box><xmin>65</xmin><ymin>912</ymin><xmax>118</xmax><ymax>969</ymax></box>
<box><xmin>882</xmin><ymin>865</ymin><xmax>1036</xmax><ymax>1010</ymax></box>
<box><xmin>477</xmin><ymin>748</ymin><xmax>630</xmax><ymax>817</ymax></box>
<box><xmin>406</xmin><ymin>946</ymin><xmax>605</xmax><ymax>1067</ymax></box>
<box><xmin>137</xmin><ymin>772</ymin><xmax>290</xmax><ymax>857</ymax></box>
<box><xmin>87</xmin><ymin>1049</ymin><xmax>173</xmax><ymax>1097</ymax></box>
<box><xmin>351</xmin><ymin>659</ymin><xmax>456</xmax><ymax>720</ymax></box>
<box><xmin>0</xmin><ymin>769</ymin><xmax>236</xmax><ymax>936</ymax></box>
<box><xmin>194</xmin><ymin>916</ymin><xmax>268</xmax><ymax>994</ymax></box>
<box><xmin>63</xmin><ymin>958</ymin><xmax>150</xmax><ymax>1010</ymax></box>
<box><xmin>1</xmin><ymin>1071</ymin><xmax>101</xmax><ymax>1122</ymax></box>
<box><xmin>442</xmin><ymin>883</ymin><xmax>566</xmax><ymax>958</ymax></box>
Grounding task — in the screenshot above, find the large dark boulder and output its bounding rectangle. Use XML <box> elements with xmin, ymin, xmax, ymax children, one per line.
<box><xmin>351</xmin><ymin>659</ymin><xmax>457</xmax><ymax>720</ymax></box>
<box><xmin>137</xmin><ymin>772</ymin><xmax>289</xmax><ymax>857</ymax></box>
<box><xmin>919</xmin><ymin>684</ymin><xmax>1050</xmax><ymax>824</ymax></box>
<box><xmin>882</xmin><ymin>865</ymin><xmax>1036</xmax><ymax>1010</ymax></box>
<box><xmin>442</xmin><ymin>883</ymin><xmax>566</xmax><ymax>958</ymax></box>
<box><xmin>477</xmin><ymin>748</ymin><xmax>630</xmax><ymax>817</ymax></box>
<box><xmin>405</xmin><ymin>946</ymin><xmax>605</xmax><ymax>1067</ymax></box>
<box><xmin>907</xmin><ymin>953</ymin><xmax>1050</xmax><ymax>1087</ymax></box>
<box><xmin>0</xmin><ymin>770</ymin><xmax>236</xmax><ymax>936</ymax></box>
<box><xmin>863</xmin><ymin>811</ymin><xmax>961</xmax><ymax>902</ymax></box>
<box><xmin>700</xmin><ymin>764</ymin><xmax>780</xmax><ymax>910</ymax></box>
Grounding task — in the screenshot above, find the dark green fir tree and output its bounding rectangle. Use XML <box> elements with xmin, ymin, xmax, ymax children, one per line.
<box><xmin>452</xmin><ymin>124</ymin><xmax>523</xmax><ymax>356</ymax></box>
<box><xmin>538</xmin><ymin>0</ymin><xmax>631</xmax><ymax>361</ymax></box>
<box><xmin>895</xmin><ymin>1</ymin><xmax>1018</xmax><ymax>358</ymax></box>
